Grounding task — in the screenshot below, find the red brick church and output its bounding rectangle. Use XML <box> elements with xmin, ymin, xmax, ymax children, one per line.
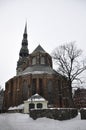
<box><xmin>3</xmin><ymin>24</ymin><xmax>70</xmax><ymax>110</ymax></box>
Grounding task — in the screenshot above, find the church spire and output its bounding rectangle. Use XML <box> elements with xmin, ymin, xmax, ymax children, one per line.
<box><xmin>23</xmin><ymin>22</ymin><xmax>27</xmax><ymax>39</ymax></box>
<box><xmin>24</xmin><ymin>22</ymin><xmax>27</xmax><ymax>34</ymax></box>
<box><xmin>19</xmin><ymin>23</ymin><xmax>29</xmax><ymax>57</ymax></box>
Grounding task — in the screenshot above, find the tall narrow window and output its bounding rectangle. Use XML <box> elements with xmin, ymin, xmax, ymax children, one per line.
<box><xmin>39</xmin><ymin>78</ymin><xmax>43</xmax><ymax>96</ymax></box>
<box><xmin>32</xmin><ymin>79</ymin><xmax>36</xmax><ymax>95</ymax></box>
<box><xmin>47</xmin><ymin>80</ymin><xmax>53</xmax><ymax>104</ymax></box>
<box><xmin>32</xmin><ymin>57</ymin><xmax>36</xmax><ymax>65</ymax></box>
<box><xmin>41</xmin><ymin>57</ymin><xmax>45</xmax><ymax>64</ymax></box>
<box><xmin>22</xmin><ymin>80</ymin><xmax>29</xmax><ymax>100</ymax></box>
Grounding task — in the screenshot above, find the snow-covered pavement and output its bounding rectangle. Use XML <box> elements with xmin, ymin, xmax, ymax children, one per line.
<box><xmin>0</xmin><ymin>113</ymin><xmax>86</xmax><ymax>130</ymax></box>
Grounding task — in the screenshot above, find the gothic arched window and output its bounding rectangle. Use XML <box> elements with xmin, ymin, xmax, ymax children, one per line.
<box><xmin>47</xmin><ymin>80</ymin><xmax>52</xmax><ymax>93</ymax></box>
<box><xmin>32</xmin><ymin>57</ymin><xmax>36</xmax><ymax>65</ymax></box>
<box><xmin>22</xmin><ymin>80</ymin><xmax>29</xmax><ymax>100</ymax></box>
<box><xmin>39</xmin><ymin>78</ymin><xmax>43</xmax><ymax>96</ymax></box>
<box><xmin>47</xmin><ymin>80</ymin><xmax>53</xmax><ymax>104</ymax></box>
<box><xmin>40</xmin><ymin>57</ymin><xmax>45</xmax><ymax>64</ymax></box>
<box><xmin>32</xmin><ymin>79</ymin><xmax>36</xmax><ymax>95</ymax></box>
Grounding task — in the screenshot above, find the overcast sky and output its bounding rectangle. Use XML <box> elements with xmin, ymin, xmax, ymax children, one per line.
<box><xmin>0</xmin><ymin>0</ymin><xmax>86</xmax><ymax>88</ymax></box>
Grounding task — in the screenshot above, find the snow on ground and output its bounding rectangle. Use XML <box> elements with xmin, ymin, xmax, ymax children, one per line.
<box><xmin>0</xmin><ymin>113</ymin><xmax>86</xmax><ymax>130</ymax></box>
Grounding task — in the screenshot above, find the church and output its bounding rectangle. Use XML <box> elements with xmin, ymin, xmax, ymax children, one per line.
<box><xmin>3</xmin><ymin>24</ymin><xmax>70</xmax><ymax>111</ymax></box>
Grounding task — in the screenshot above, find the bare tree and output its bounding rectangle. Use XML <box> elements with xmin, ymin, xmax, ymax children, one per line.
<box><xmin>52</xmin><ymin>42</ymin><xmax>86</xmax><ymax>106</ymax></box>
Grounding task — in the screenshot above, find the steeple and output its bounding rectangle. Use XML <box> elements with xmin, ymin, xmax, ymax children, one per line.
<box><xmin>24</xmin><ymin>22</ymin><xmax>27</xmax><ymax>34</ymax></box>
<box><xmin>16</xmin><ymin>23</ymin><xmax>29</xmax><ymax>75</ymax></box>
<box><xmin>23</xmin><ymin>22</ymin><xmax>27</xmax><ymax>40</ymax></box>
<box><xmin>19</xmin><ymin>23</ymin><xmax>29</xmax><ymax>57</ymax></box>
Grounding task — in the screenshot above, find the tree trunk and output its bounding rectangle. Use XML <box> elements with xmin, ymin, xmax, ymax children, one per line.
<box><xmin>68</xmin><ymin>80</ymin><xmax>74</xmax><ymax>108</ymax></box>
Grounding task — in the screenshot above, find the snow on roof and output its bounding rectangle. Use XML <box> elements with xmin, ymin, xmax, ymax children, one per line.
<box><xmin>8</xmin><ymin>104</ymin><xmax>24</xmax><ymax>110</ymax></box>
<box><xmin>27</xmin><ymin>93</ymin><xmax>47</xmax><ymax>102</ymax></box>
<box><xmin>18</xmin><ymin>65</ymin><xmax>57</xmax><ymax>76</ymax></box>
<box><xmin>80</xmin><ymin>108</ymin><xmax>86</xmax><ymax>110</ymax></box>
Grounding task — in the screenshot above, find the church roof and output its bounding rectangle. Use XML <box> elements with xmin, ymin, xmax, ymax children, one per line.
<box><xmin>20</xmin><ymin>65</ymin><xmax>57</xmax><ymax>75</ymax></box>
<box><xmin>32</xmin><ymin>45</ymin><xmax>46</xmax><ymax>53</ymax></box>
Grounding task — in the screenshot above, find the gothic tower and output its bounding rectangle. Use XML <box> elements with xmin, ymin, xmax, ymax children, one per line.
<box><xmin>16</xmin><ymin>23</ymin><xmax>29</xmax><ymax>75</ymax></box>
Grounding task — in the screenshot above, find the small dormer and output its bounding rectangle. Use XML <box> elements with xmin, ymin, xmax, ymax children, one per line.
<box><xmin>29</xmin><ymin>45</ymin><xmax>52</xmax><ymax>68</ymax></box>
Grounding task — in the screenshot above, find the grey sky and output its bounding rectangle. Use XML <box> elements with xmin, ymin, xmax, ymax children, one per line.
<box><xmin>0</xmin><ymin>0</ymin><xmax>86</xmax><ymax>88</ymax></box>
